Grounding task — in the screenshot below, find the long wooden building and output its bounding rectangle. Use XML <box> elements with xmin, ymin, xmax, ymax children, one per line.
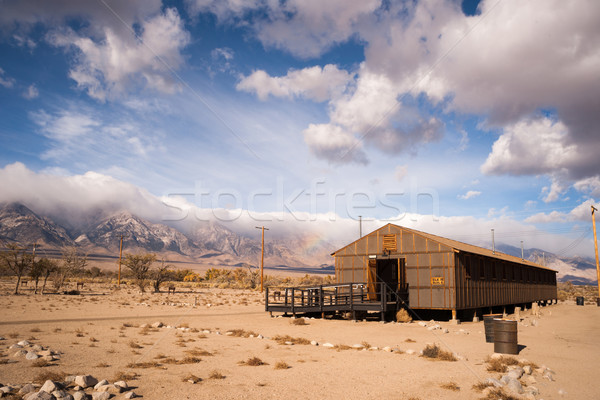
<box><xmin>265</xmin><ymin>224</ymin><xmax>557</xmax><ymax>320</ymax></box>
<box><xmin>332</xmin><ymin>223</ymin><xmax>557</xmax><ymax>318</ymax></box>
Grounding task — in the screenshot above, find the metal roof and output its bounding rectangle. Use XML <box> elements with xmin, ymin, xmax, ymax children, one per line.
<box><xmin>332</xmin><ymin>223</ymin><xmax>557</xmax><ymax>272</ymax></box>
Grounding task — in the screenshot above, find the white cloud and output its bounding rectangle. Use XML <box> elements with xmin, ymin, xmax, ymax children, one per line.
<box><xmin>459</xmin><ymin>190</ymin><xmax>481</xmax><ymax>200</ymax></box>
<box><xmin>574</xmin><ymin>176</ymin><xmax>600</xmax><ymax>197</ymax></box>
<box><xmin>302</xmin><ymin>123</ymin><xmax>367</xmax><ymax>165</ymax></box>
<box><xmin>22</xmin><ymin>84</ymin><xmax>39</xmax><ymax>99</ymax></box>
<box><xmin>395</xmin><ymin>165</ymin><xmax>408</xmax><ymax>182</ymax></box>
<box><xmin>541</xmin><ymin>177</ymin><xmax>568</xmax><ymax>203</ymax></box>
<box><xmin>46</xmin><ymin>7</ymin><xmax>189</xmax><ymax>101</ymax></box>
<box><xmin>237</xmin><ymin>64</ymin><xmax>353</xmax><ymax>102</ymax></box>
<box><xmin>0</xmin><ymin>68</ymin><xmax>15</xmax><ymax>88</ymax></box>
<box><xmin>525</xmin><ymin>198</ymin><xmax>597</xmax><ymax>223</ymax></box>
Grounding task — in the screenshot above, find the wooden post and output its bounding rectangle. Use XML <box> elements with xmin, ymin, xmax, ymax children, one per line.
<box><xmin>255</xmin><ymin>226</ymin><xmax>269</xmax><ymax>292</ymax></box>
<box><xmin>592</xmin><ymin>206</ymin><xmax>600</xmax><ymax>301</ymax></box>
<box><xmin>118</xmin><ymin>235</ymin><xmax>125</xmax><ymax>285</ymax></box>
<box><xmin>264</xmin><ymin>287</ymin><xmax>269</xmax><ymax>312</ymax></box>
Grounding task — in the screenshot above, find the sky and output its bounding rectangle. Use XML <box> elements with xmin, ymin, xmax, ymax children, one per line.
<box><xmin>0</xmin><ymin>0</ymin><xmax>599</xmax><ymax>257</ymax></box>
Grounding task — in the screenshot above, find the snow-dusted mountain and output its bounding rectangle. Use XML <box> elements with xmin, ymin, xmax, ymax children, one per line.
<box><xmin>0</xmin><ymin>202</ymin><xmax>74</xmax><ymax>247</ymax></box>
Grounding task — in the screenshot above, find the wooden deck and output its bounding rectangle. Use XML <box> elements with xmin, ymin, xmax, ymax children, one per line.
<box><xmin>265</xmin><ymin>282</ymin><xmax>407</xmax><ymax>321</ymax></box>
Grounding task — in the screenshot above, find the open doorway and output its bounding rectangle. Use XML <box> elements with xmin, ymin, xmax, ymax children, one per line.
<box><xmin>367</xmin><ymin>257</ymin><xmax>407</xmax><ymax>302</ymax></box>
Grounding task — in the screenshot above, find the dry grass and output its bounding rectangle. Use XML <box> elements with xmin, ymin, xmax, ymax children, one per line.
<box><xmin>31</xmin><ymin>359</ymin><xmax>50</xmax><ymax>368</ymax></box>
<box><xmin>126</xmin><ymin>361</ymin><xmax>162</xmax><ymax>369</ymax></box>
<box><xmin>405</xmin><ymin>338</ymin><xmax>416</xmax><ymax>343</ymax></box>
<box><xmin>8</xmin><ymin>332</ymin><xmax>19</xmax><ymax>339</ymax></box>
<box><xmin>272</xmin><ymin>335</ymin><xmax>311</xmax><ymax>345</ymax></box>
<box><xmin>186</xmin><ymin>348</ymin><xmax>213</xmax><ymax>357</ymax></box>
<box><xmin>421</xmin><ymin>344</ymin><xmax>457</xmax><ymax>361</ymax></box>
<box><xmin>33</xmin><ymin>371</ymin><xmax>69</xmax><ymax>384</ymax></box>
<box><xmin>113</xmin><ymin>371</ymin><xmax>140</xmax><ymax>381</ymax></box>
<box><xmin>333</xmin><ymin>344</ymin><xmax>352</xmax><ymax>351</ymax></box>
<box><xmin>291</xmin><ymin>318</ymin><xmax>308</xmax><ymax>326</ymax></box>
<box><xmin>128</xmin><ymin>340</ymin><xmax>143</xmax><ymax>349</ymax></box>
<box><xmin>485</xmin><ymin>356</ymin><xmax>519</xmax><ymax>373</ymax></box>
<box><xmin>239</xmin><ymin>356</ymin><xmax>267</xmax><ymax>366</ymax></box>
<box><xmin>95</xmin><ymin>362</ymin><xmax>110</xmax><ymax>368</ymax></box>
<box><xmin>361</xmin><ymin>341</ymin><xmax>372</xmax><ymax>349</ymax></box>
<box><xmin>274</xmin><ymin>361</ymin><xmax>290</xmax><ymax>370</ymax></box>
<box><xmin>226</xmin><ymin>329</ymin><xmax>258</xmax><ymax>338</ymax></box>
<box><xmin>30</xmin><ymin>327</ymin><xmax>42</xmax><ymax>333</ymax></box>
<box><xmin>481</xmin><ymin>388</ymin><xmax>520</xmax><ymax>400</ymax></box>
<box><xmin>472</xmin><ymin>381</ymin><xmax>494</xmax><ymax>392</ymax></box>
<box><xmin>440</xmin><ymin>382</ymin><xmax>460</xmax><ymax>391</ymax></box>
<box><xmin>209</xmin><ymin>370</ymin><xmax>225</xmax><ymax>379</ymax></box>
<box><xmin>0</xmin><ymin>358</ymin><xmax>10</xmax><ymax>364</ymax></box>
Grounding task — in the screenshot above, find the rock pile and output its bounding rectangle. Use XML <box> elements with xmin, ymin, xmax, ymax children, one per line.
<box><xmin>0</xmin><ymin>375</ymin><xmax>138</xmax><ymax>400</ymax></box>
<box><xmin>9</xmin><ymin>340</ymin><xmax>61</xmax><ymax>362</ymax></box>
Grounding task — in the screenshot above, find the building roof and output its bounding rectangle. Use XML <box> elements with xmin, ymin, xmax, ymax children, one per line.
<box><xmin>332</xmin><ymin>223</ymin><xmax>557</xmax><ymax>272</ymax></box>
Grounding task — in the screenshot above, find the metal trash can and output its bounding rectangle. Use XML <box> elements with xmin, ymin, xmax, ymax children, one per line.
<box><xmin>483</xmin><ymin>314</ymin><xmax>502</xmax><ymax>343</ymax></box>
<box><xmin>493</xmin><ymin>319</ymin><xmax>518</xmax><ymax>355</ymax></box>
<box><xmin>576</xmin><ymin>296</ymin><xmax>584</xmax><ymax>306</ymax></box>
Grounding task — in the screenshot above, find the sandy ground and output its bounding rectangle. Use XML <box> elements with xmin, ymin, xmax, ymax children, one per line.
<box><xmin>0</xmin><ymin>281</ymin><xmax>598</xmax><ymax>400</ymax></box>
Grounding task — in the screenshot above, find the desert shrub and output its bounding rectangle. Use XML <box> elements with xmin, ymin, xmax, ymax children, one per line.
<box><xmin>440</xmin><ymin>382</ymin><xmax>460</xmax><ymax>391</ymax></box>
<box><xmin>226</xmin><ymin>329</ymin><xmax>258</xmax><ymax>338</ymax></box>
<box><xmin>291</xmin><ymin>318</ymin><xmax>307</xmax><ymax>326</ymax></box>
<box><xmin>33</xmin><ymin>371</ymin><xmax>69</xmax><ymax>383</ymax></box>
<box><xmin>272</xmin><ymin>335</ymin><xmax>311</xmax><ymax>345</ymax></box>
<box><xmin>209</xmin><ymin>370</ymin><xmax>225</xmax><ymax>379</ymax></box>
<box><xmin>274</xmin><ymin>361</ymin><xmax>290</xmax><ymax>370</ymax></box>
<box><xmin>486</xmin><ymin>356</ymin><xmax>519</xmax><ymax>373</ymax></box>
<box><xmin>240</xmin><ymin>357</ymin><xmax>267</xmax><ymax>366</ymax></box>
<box><xmin>113</xmin><ymin>371</ymin><xmax>139</xmax><ymax>381</ymax></box>
<box><xmin>472</xmin><ymin>381</ymin><xmax>494</xmax><ymax>392</ymax></box>
<box><xmin>396</xmin><ymin>308</ymin><xmax>412</xmax><ymax>322</ymax></box>
<box><xmin>421</xmin><ymin>344</ymin><xmax>457</xmax><ymax>361</ymax></box>
<box><xmin>183</xmin><ymin>374</ymin><xmax>201</xmax><ymax>383</ymax></box>
<box><xmin>482</xmin><ymin>388</ymin><xmax>519</xmax><ymax>400</ymax></box>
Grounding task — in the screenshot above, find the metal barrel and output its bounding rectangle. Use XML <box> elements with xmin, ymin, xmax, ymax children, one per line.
<box><xmin>493</xmin><ymin>319</ymin><xmax>518</xmax><ymax>355</ymax></box>
<box><xmin>597</xmin><ymin>298</ymin><xmax>600</xmax><ymax>307</ymax></box>
<box><xmin>576</xmin><ymin>296</ymin><xmax>584</xmax><ymax>306</ymax></box>
<box><xmin>483</xmin><ymin>314</ymin><xmax>502</xmax><ymax>343</ymax></box>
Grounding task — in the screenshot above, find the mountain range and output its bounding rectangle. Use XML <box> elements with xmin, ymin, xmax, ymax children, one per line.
<box><xmin>0</xmin><ymin>202</ymin><xmax>597</xmax><ymax>284</ymax></box>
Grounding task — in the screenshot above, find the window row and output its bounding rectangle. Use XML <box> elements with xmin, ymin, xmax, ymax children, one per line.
<box><xmin>463</xmin><ymin>255</ymin><xmax>556</xmax><ymax>284</ymax></box>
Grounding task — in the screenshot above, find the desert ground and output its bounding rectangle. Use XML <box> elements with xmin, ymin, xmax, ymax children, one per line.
<box><xmin>0</xmin><ymin>281</ymin><xmax>598</xmax><ymax>400</ymax></box>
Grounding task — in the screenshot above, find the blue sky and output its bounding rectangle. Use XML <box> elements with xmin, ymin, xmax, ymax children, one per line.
<box><xmin>1</xmin><ymin>0</ymin><xmax>599</xmax><ymax>257</ymax></box>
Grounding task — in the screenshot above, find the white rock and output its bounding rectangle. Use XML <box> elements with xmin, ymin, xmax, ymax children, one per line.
<box><xmin>19</xmin><ymin>384</ymin><xmax>38</xmax><ymax>395</ymax></box>
<box><xmin>322</xmin><ymin>342</ymin><xmax>334</xmax><ymax>348</ymax></box>
<box><xmin>73</xmin><ymin>391</ymin><xmax>88</xmax><ymax>400</ymax></box>
<box><xmin>18</xmin><ymin>340</ymin><xmax>31</xmax><ymax>347</ymax></box>
<box><xmin>26</xmin><ymin>351</ymin><xmax>39</xmax><ymax>360</ymax></box>
<box><xmin>417</xmin><ymin>322</ymin><xmax>428</xmax><ymax>327</ymax></box>
<box><xmin>124</xmin><ymin>391</ymin><xmax>137</xmax><ymax>399</ymax></box>
<box><xmin>257</xmin><ymin>335</ymin><xmax>264</xmax><ymax>339</ymax></box>
<box><xmin>383</xmin><ymin>346</ymin><xmax>392</xmax><ymax>352</ymax></box>
<box><xmin>151</xmin><ymin>322</ymin><xmax>163</xmax><ymax>328</ymax></box>
<box><xmin>485</xmin><ymin>378</ymin><xmax>504</xmax><ymax>388</ymax></box>
<box><xmin>93</xmin><ymin>380</ymin><xmax>108</xmax><ymax>390</ymax></box>
<box><xmin>40</xmin><ymin>380</ymin><xmax>59</xmax><ymax>393</ymax></box>
<box><xmin>523</xmin><ymin>365</ymin><xmax>533</xmax><ymax>375</ymax></box>
<box><xmin>9</xmin><ymin>344</ymin><xmax>23</xmax><ymax>349</ymax></box>
<box><xmin>91</xmin><ymin>392</ymin><xmax>110</xmax><ymax>400</ymax></box>
<box><xmin>352</xmin><ymin>344</ymin><xmax>364</xmax><ymax>349</ymax></box>
<box><xmin>14</xmin><ymin>349</ymin><xmax>28</xmax><ymax>357</ymax></box>
<box><xmin>114</xmin><ymin>381</ymin><xmax>128</xmax><ymax>389</ymax></box>
<box><xmin>405</xmin><ymin>349</ymin><xmax>416</xmax><ymax>355</ymax></box>
<box><xmin>74</xmin><ymin>375</ymin><xmax>98</xmax><ymax>389</ymax></box>
<box><xmin>310</xmin><ymin>340</ymin><xmax>318</xmax><ymax>346</ymax></box>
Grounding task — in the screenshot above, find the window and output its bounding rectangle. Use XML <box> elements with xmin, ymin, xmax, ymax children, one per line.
<box><xmin>465</xmin><ymin>257</ymin><xmax>471</xmax><ymax>280</ymax></box>
<box><xmin>382</xmin><ymin>234</ymin><xmax>397</xmax><ymax>252</ymax></box>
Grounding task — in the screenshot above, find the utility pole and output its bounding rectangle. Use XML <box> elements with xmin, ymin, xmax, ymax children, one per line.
<box><xmin>521</xmin><ymin>241</ymin><xmax>524</xmax><ymax>260</ymax></box>
<box><xmin>359</xmin><ymin>216</ymin><xmax>362</xmax><ymax>238</ymax></box>
<box><xmin>592</xmin><ymin>206</ymin><xmax>600</xmax><ymax>302</ymax></box>
<box><xmin>118</xmin><ymin>235</ymin><xmax>126</xmax><ymax>285</ymax></box>
<box><xmin>491</xmin><ymin>229</ymin><xmax>495</xmax><ymax>254</ymax></box>
<box><xmin>255</xmin><ymin>226</ymin><xmax>269</xmax><ymax>292</ymax></box>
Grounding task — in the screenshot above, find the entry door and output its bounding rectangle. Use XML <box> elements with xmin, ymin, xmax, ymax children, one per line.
<box><xmin>367</xmin><ymin>259</ymin><xmax>377</xmax><ymax>301</ymax></box>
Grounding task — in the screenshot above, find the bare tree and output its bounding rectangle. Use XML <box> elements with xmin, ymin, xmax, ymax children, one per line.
<box><xmin>53</xmin><ymin>247</ymin><xmax>87</xmax><ymax>291</ymax></box>
<box><xmin>0</xmin><ymin>243</ymin><xmax>33</xmax><ymax>294</ymax></box>
<box><xmin>123</xmin><ymin>253</ymin><xmax>156</xmax><ymax>292</ymax></box>
<box><xmin>38</xmin><ymin>258</ymin><xmax>58</xmax><ymax>294</ymax></box>
<box><xmin>152</xmin><ymin>258</ymin><xmax>173</xmax><ymax>293</ymax></box>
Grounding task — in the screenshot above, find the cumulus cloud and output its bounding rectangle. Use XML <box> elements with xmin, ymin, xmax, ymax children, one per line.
<box><xmin>459</xmin><ymin>190</ymin><xmax>481</xmax><ymax>200</ymax></box>
<box><xmin>574</xmin><ymin>176</ymin><xmax>600</xmax><ymax>197</ymax></box>
<box><xmin>525</xmin><ymin>199</ymin><xmax>597</xmax><ymax>224</ymax></box>
<box><xmin>1</xmin><ymin>1</ymin><xmax>189</xmax><ymax>101</ymax></box>
<box><xmin>237</xmin><ymin>64</ymin><xmax>353</xmax><ymax>102</ymax></box>
<box><xmin>0</xmin><ymin>68</ymin><xmax>15</xmax><ymax>88</ymax></box>
<box><xmin>47</xmin><ymin>8</ymin><xmax>190</xmax><ymax>101</ymax></box>
<box><xmin>302</xmin><ymin>123</ymin><xmax>367</xmax><ymax>165</ymax></box>
<box><xmin>188</xmin><ymin>0</ymin><xmax>380</xmax><ymax>58</ymax></box>
<box><xmin>22</xmin><ymin>84</ymin><xmax>39</xmax><ymax>99</ymax></box>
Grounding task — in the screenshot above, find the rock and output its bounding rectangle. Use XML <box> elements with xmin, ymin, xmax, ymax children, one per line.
<box><xmin>485</xmin><ymin>378</ymin><xmax>504</xmax><ymax>388</ymax></box>
<box><xmin>26</xmin><ymin>351</ymin><xmax>40</xmax><ymax>360</ymax></box>
<box><xmin>225</xmin><ymin>331</ymin><xmax>233</xmax><ymax>336</ymax></box>
<box><xmin>75</xmin><ymin>375</ymin><xmax>98</xmax><ymax>389</ymax></box>
<box><xmin>40</xmin><ymin>380</ymin><xmax>59</xmax><ymax>393</ymax></box>
<box><xmin>25</xmin><ymin>391</ymin><xmax>55</xmax><ymax>400</ymax></box>
<box><xmin>18</xmin><ymin>340</ymin><xmax>31</xmax><ymax>347</ymax></box>
<box><xmin>31</xmin><ymin>345</ymin><xmax>44</xmax><ymax>352</ymax></box>
<box><xmin>427</xmin><ymin>325</ymin><xmax>441</xmax><ymax>331</ymax></box>
<box><xmin>9</xmin><ymin>344</ymin><xmax>23</xmax><ymax>349</ymax></box>
<box><xmin>0</xmin><ymin>336</ymin><xmax>5</xmax><ymax>340</ymax></box>
<box><xmin>14</xmin><ymin>349</ymin><xmax>28</xmax><ymax>357</ymax></box>
<box><xmin>505</xmin><ymin>377</ymin><xmax>524</xmax><ymax>394</ymax></box>
<box><xmin>543</xmin><ymin>370</ymin><xmax>555</xmax><ymax>381</ymax></box>
<box><xmin>310</xmin><ymin>341</ymin><xmax>318</xmax><ymax>346</ymax></box>
<box><xmin>202</xmin><ymin>330</ymin><xmax>210</xmax><ymax>334</ymax></box>
<box><xmin>52</xmin><ymin>389</ymin><xmax>74</xmax><ymax>400</ymax></box>
<box><xmin>0</xmin><ymin>386</ymin><xmax>13</xmax><ymax>394</ymax></box>
<box><xmin>523</xmin><ymin>365</ymin><xmax>533</xmax><ymax>375</ymax></box>
<box><xmin>124</xmin><ymin>391</ymin><xmax>137</xmax><ymax>399</ymax></box>
<box><xmin>97</xmin><ymin>384</ymin><xmax>123</xmax><ymax>394</ymax></box>
<box><xmin>73</xmin><ymin>386</ymin><xmax>82</xmax><ymax>391</ymax></box>
<box><xmin>322</xmin><ymin>342</ymin><xmax>334</xmax><ymax>348</ymax></box>
<box><xmin>507</xmin><ymin>366</ymin><xmax>524</xmax><ymax>379</ymax></box>
<box><xmin>65</xmin><ymin>376</ymin><xmax>77</xmax><ymax>384</ymax></box>
<box><xmin>558</xmin><ymin>389</ymin><xmax>567</xmax><ymax>396</ymax></box>
<box><xmin>443</xmin><ymin>329</ymin><xmax>449</xmax><ymax>333</ymax></box>
<box><xmin>94</xmin><ymin>380</ymin><xmax>109</xmax><ymax>390</ymax></box>
<box><xmin>19</xmin><ymin>384</ymin><xmax>38</xmax><ymax>395</ymax></box>
<box><xmin>38</xmin><ymin>350</ymin><xmax>52</xmax><ymax>357</ymax></box>
<box><xmin>73</xmin><ymin>390</ymin><xmax>89</xmax><ymax>400</ymax></box>
<box><xmin>91</xmin><ymin>392</ymin><xmax>110</xmax><ymax>400</ymax></box>
<box><xmin>417</xmin><ymin>321</ymin><xmax>428</xmax><ymax>327</ymax></box>
<box><xmin>405</xmin><ymin>349</ymin><xmax>416</xmax><ymax>355</ymax></box>
<box><xmin>524</xmin><ymin>394</ymin><xmax>536</xmax><ymax>400</ymax></box>
<box><xmin>257</xmin><ymin>335</ymin><xmax>264</xmax><ymax>339</ymax></box>
<box><xmin>490</xmin><ymin>353</ymin><xmax>504</xmax><ymax>360</ymax></box>
<box><xmin>151</xmin><ymin>322</ymin><xmax>163</xmax><ymax>328</ymax></box>
<box><xmin>113</xmin><ymin>381</ymin><xmax>128</xmax><ymax>390</ymax></box>
<box><xmin>526</xmin><ymin>386</ymin><xmax>540</xmax><ymax>396</ymax></box>
<box><xmin>526</xmin><ymin>376</ymin><xmax>537</xmax><ymax>385</ymax></box>
<box><xmin>284</xmin><ymin>341</ymin><xmax>293</xmax><ymax>346</ymax></box>
<box><xmin>352</xmin><ymin>344</ymin><xmax>364</xmax><ymax>349</ymax></box>
<box><xmin>382</xmin><ymin>346</ymin><xmax>392</xmax><ymax>352</ymax></box>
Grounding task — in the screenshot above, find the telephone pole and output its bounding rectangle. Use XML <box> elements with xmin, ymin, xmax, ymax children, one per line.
<box><xmin>592</xmin><ymin>206</ymin><xmax>600</xmax><ymax>302</ymax></box>
<box><xmin>255</xmin><ymin>226</ymin><xmax>269</xmax><ymax>292</ymax></box>
<box><xmin>359</xmin><ymin>216</ymin><xmax>362</xmax><ymax>238</ymax></box>
<box><xmin>118</xmin><ymin>235</ymin><xmax>126</xmax><ymax>285</ymax></box>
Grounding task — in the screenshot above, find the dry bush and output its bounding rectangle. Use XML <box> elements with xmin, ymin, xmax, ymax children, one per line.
<box><xmin>440</xmin><ymin>382</ymin><xmax>460</xmax><ymax>391</ymax></box>
<box><xmin>95</xmin><ymin>362</ymin><xmax>110</xmax><ymax>368</ymax></box>
<box><xmin>154</xmin><ymin>353</ymin><xmax>167</xmax><ymax>359</ymax></box>
<box><xmin>89</xmin><ymin>337</ymin><xmax>99</xmax><ymax>343</ymax></box>
<box><xmin>396</xmin><ymin>308</ymin><xmax>412</xmax><ymax>323</ymax></box>
<box><xmin>126</xmin><ymin>361</ymin><xmax>162</xmax><ymax>369</ymax></box>
<box><xmin>361</xmin><ymin>341</ymin><xmax>372</xmax><ymax>349</ymax></box>
<box><xmin>32</xmin><ymin>359</ymin><xmax>50</xmax><ymax>368</ymax></box>
<box><xmin>333</xmin><ymin>344</ymin><xmax>352</xmax><ymax>351</ymax></box>
<box><xmin>405</xmin><ymin>338</ymin><xmax>416</xmax><ymax>343</ymax></box>
<box><xmin>209</xmin><ymin>370</ymin><xmax>225</xmax><ymax>379</ymax></box>
<box><xmin>179</xmin><ymin>356</ymin><xmax>202</xmax><ymax>364</ymax></box>
<box><xmin>272</xmin><ymin>335</ymin><xmax>311</xmax><ymax>345</ymax></box>
<box><xmin>240</xmin><ymin>357</ymin><xmax>267</xmax><ymax>366</ymax></box>
<box><xmin>482</xmin><ymin>388</ymin><xmax>519</xmax><ymax>400</ymax></box>
<box><xmin>291</xmin><ymin>318</ymin><xmax>308</xmax><ymax>326</ymax></box>
<box><xmin>485</xmin><ymin>356</ymin><xmax>519</xmax><ymax>373</ymax></box>
<box><xmin>472</xmin><ymin>382</ymin><xmax>494</xmax><ymax>392</ymax></box>
<box><xmin>421</xmin><ymin>344</ymin><xmax>457</xmax><ymax>361</ymax></box>
<box><xmin>0</xmin><ymin>359</ymin><xmax>10</xmax><ymax>364</ymax></box>
<box><xmin>113</xmin><ymin>371</ymin><xmax>139</xmax><ymax>381</ymax></box>
<box><xmin>274</xmin><ymin>361</ymin><xmax>290</xmax><ymax>370</ymax></box>
<box><xmin>8</xmin><ymin>332</ymin><xmax>19</xmax><ymax>339</ymax></box>
<box><xmin>30</xmin><ymin>327</ymin><xmax>42</xmax><ymax>333</ymax></box>
<box><xmin>183</xmin><ymin>374</ymin><xmax>202</xmax><ymax>383</ymax></box>
<box><xmin>128</xmin><ymin>340</ymin><xmax>143</xmax><ymax>349</ymax></box>
<box><xmin>33</xmin><ymin>371</ymin><xmax>69</xmax><ymax>384</ymax></box>
<box><xmin>186</xmin><ymin>348</ymin><xmax>213</xmax><ymax>357</ymax></box>
<box><xmin>226</xmin><ymin>329</ymin><xmax>258</xmax><ymax>338</ymax></box>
